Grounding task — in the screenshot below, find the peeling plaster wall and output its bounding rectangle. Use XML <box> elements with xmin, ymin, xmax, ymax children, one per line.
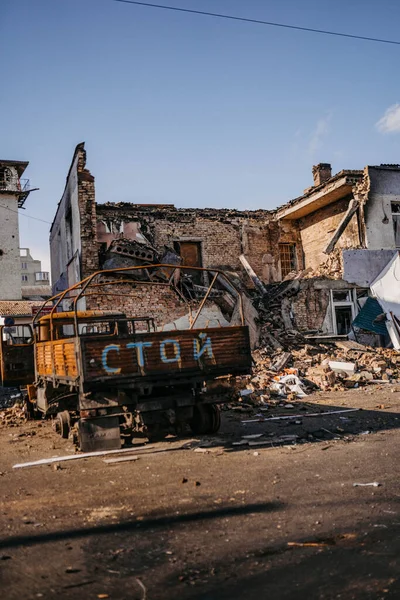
<box><xmin>0</xmin><ymin>192</ymin><xmax>22</xmax><ymax>300</ymax></box>
<box><xmin>50</xmin><ymin>153</ymin><xmax>81</xmax><ymax>293</ymax></box>
<box><xmin>50</xmin><ymin>144</ymin><xmax>98</xmax><ymax>295</ymax></box>
<box><xmin>364</xmin><ymin>167</ymin><xmax>400</xmax><ymax>250</ymax></box>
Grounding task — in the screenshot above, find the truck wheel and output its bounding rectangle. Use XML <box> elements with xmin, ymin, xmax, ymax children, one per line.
<box><xmin>54</xmin><ymin>411</ymin><xmax>71</xmax><ymax>439</ymax></box>
<box><xmin>24</xmin><ymin>397</ymin><xmax>37</xmax><ymax>420</ymax></box>
<box><xmin>190</xmin><ymin>404</ymin><xmax>221</xmax><ymax>434</ymax></box>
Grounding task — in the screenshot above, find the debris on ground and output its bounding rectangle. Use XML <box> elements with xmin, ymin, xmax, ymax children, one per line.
<box><xmin>0</xmin><ymin>402</ymin><xmax>26</xmax><ymax>428</ymax></box>
<box><xmin>353</xmin><ymin>482</ymin><xmax>382</xmax><ymax>487</ymax></box>
<box><xmin>220</xmin><ymin>336</ymin><xmax>400</xmax><ymax>414</ymax></box>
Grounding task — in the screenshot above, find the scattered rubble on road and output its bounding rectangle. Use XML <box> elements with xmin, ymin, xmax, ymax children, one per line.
<box><xmin>223</xmin><ymin>338</ymin><xmax>400</xmax><ymax>412</ymax></box>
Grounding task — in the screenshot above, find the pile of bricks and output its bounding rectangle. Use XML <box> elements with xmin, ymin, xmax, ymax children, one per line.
<box><xmin>226</xmin><ymin>341</ymin><xmax>400</xmax><ymax>408</ymax></box>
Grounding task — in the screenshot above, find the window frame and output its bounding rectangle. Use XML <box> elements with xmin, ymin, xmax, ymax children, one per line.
<box><xmin>391</xmin><ymin>202</ymin><xmax>400</xmax><ymax>248</ymax></box>
<box><xmin>279</xmin><ymin>243</ymin><xmax>297</xmax><ymax>278</ymax></box>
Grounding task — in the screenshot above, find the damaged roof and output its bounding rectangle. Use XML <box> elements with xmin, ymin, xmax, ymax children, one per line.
<box><xmin>0</xmin><ymin>159</ymin><xmax>29</xmax><ymax>178</ymax></box>
<box><xmin>276</xmin><ymin>169</ymin><xmax>363</xmax><ymax>220</ymax></box>
<box><xmin>96</xmin><ymin>202</ymin><xmax>274</xmax><ymax>219</ymax></box>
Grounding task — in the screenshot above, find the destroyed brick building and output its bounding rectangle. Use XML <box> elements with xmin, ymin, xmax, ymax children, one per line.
<box><xmin>49</xmin><ymin>143</ymin><xmax>400</xmax><ymax>346</ymax></box>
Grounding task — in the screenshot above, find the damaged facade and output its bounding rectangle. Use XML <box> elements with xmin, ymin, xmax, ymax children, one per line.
<box><xmin>49</xmin><ymin>144</ymin><xmax>400</xmax><ymax>347</ymax></box>
<box><xmin>0</xmin><ymin>160</ymin><xmax>36</xmax><ymax>301</ymax></box>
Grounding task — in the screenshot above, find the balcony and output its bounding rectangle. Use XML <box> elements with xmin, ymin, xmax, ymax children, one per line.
<box><xmin>35</xmin><ymin>272</ymin><xmax>49</xmax><ymax>282</ymax></box>
<box><xmin>0</xmin><ymin>174</ymin><xmax>38</xmax><ymax>207</ymax></box>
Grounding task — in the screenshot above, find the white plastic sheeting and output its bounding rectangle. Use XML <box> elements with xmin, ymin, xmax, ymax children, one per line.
<box><xmin>370</xmin><ymin>251</ymin><xmax>400</xmax><ymax>349</ymax></box>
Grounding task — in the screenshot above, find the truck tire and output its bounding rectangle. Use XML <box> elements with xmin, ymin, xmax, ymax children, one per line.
<box><xmin>54</xmin><ymin>411</ymin><xmax>71</xmax><ymax>439</ymax></box>
<box><xmin>190</xmin><ymin>404</ymin><xmax>221</xmax><ymax>434</ymax></box>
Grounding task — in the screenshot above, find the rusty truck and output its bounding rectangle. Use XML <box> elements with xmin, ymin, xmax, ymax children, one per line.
<box><xmin>25</xmin><ymin>265</ymin><xmax>252</xmax><ymax>451</ymax></box>
<box><xmin>0</xmin><ymin>322</ymin><xmax>34</xmax><ymax>389</ymax></box>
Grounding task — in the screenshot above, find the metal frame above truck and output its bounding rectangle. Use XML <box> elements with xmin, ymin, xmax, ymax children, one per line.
<box><xmin>28</xmin><ymin>265</ymin><xmax>252</xmax><ymax>451</ymax></box>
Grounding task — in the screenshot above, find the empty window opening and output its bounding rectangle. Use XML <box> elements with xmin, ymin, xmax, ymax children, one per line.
<box><xmin>331</xmin><ymin>289</ymin><xmax>357</xmax><ymax>335</ymax></box>
<box><xmin>334</xmin><ymin>306</ymin><xmax>353</xmax><ymax>335</ymax></box>
<box><xmin>392</xmin><ymin>202</ymin><xmax>400</xmax><ymax>247</ymax></box>
<box><xmin>279</xmin><ymin>243</ymin><xmax>297</xmax><ymax>278</ymax></box>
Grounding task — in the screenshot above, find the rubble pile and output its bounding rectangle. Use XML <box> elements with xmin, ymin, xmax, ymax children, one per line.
<box><xmin>0</xmin><ymin>402</ymin><xmax>26</xmax><ymax>427</ymax></box>
<box><xmin>300</xmin><ymin>248</ymin><xmax>343</xmax><ymax>280</ymax></box>
<box><xmin>226</xmin><ymin>340</ymin><xmax>400</xmax><ymax>409</ymax></box>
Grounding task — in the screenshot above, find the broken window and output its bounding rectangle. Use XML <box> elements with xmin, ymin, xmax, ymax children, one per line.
<box><xmin>391</xmin><ymin>202</ymin><xmax>400</xmax><ymax>247</ymax></box>
<box><xmin>330</xmin><ymin>289</ymin><xmax>357</xmax><ymax>335</ymax></box>
<box><xmin>279</xmin><ymin>243</ymin><xmax>297</xmax><ymax>277</ymax></box>
<box><xmin>332</xmin><ymin>290</ymin><xmax>352</xmax><ymax>302</ymax></box>
<box><xmin>334</xmin><ymin>306</ymin><xmax>353</xmax><ymax>335</ymax></box>
<box><xmin>0</xmin><ymin>167</ymin><xmax>13</xmax><ymax>189</ymax></box>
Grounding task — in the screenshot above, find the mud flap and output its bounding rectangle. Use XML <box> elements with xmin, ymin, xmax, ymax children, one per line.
<box><xmin>78</xmin><ymin>416</ymin><xmax>121</xmax><ymax>452</ymax></box>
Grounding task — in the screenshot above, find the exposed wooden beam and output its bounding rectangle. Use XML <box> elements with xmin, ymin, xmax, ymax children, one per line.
<box><xmin>323</xmin><ymin>199</ymin><xmax>359</xmax><ymax>255</ymax></box>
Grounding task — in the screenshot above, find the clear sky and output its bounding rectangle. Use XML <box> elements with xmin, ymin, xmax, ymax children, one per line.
<box><xmin>2</xmin><ymin>0</ymin><xmax>400</xmax><ymax>274</ymax></box>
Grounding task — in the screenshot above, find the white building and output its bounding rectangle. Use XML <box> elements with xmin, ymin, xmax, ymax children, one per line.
<box><xmin>0</xmin><ymin>160</ymin><xmax>36</xmax><ymax>300</ymax></box>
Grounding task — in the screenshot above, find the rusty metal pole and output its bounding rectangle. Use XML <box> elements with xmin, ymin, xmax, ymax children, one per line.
<box><xmin>189</xmin><ymin>272</ymin><xmax>219</xmax><ymax>330</ymax></box>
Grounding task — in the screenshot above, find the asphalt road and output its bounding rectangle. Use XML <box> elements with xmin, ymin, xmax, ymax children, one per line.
<box><xmin>1</xmin><ymin>387</ymin><xmax>399</xmax><ymax>599</ymax></box>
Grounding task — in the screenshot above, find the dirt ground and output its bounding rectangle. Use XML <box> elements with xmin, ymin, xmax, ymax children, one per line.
<box><xmin>1</xmin><ymin>386</ymin><xmax>400</xmax><ymax>599</ymax></box>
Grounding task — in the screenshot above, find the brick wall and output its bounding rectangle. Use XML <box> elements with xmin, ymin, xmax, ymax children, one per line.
<box><xmin>95</xmin><ymin>205</ymin><xmax>304</xmax><ymax>285</ymax></box>
<box><xmin>299</xmin><ymin>198</ymin><xmax>360</xmax><ymax>271</ymax></box>
<box><xmin>153</xmin><ymin>216</ymin><xmax>244</xmax><ymax>270</ymax></box>
<box><xmin>85</xmin><ymin>282</ymin><xmax>189</xmax><ymax>327</ymax></box>
<box><xmin>291</xmin><ymin>280</ymin><xmax>330</xmax><ymax>331</ymax></box>
<box><xmin>77</xmin><ymin>152</ymin><xmax>99</xmax><ymax>278</ymax></box>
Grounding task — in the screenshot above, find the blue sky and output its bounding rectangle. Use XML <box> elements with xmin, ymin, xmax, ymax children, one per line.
<box><xmin>2</xmin><ymin>0</ymin><xmax>400</xmax><ymax>273</ymax></box>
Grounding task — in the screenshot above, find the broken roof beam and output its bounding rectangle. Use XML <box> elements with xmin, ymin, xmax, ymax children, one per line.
<box><xmin>277</xmin><ymin>175</ymin><xmax>359</xmax><ymax>220</ymax></box>
<box><xmin>239</xmin><ymin>254</ymin><xmax>267</xmax><ymax>295</ymax></box>
<box><xmin>323</xmin><ymin>199</ymin><xmax>359</xmax><ymax>255</ymax></box>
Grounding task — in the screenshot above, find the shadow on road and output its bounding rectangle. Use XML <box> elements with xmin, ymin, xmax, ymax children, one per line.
<box><xmin>215</xmin><ymin>398</ymin><xmax>400</xmax><ymax>452</ymax></box>
<box><xmin>0</xmin><ymin>501</ymin><xmax>284</xmax><ymax>550</ymax></box>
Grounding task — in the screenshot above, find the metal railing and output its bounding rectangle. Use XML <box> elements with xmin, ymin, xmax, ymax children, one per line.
<box><xmin>0</xmin><ymin>178</ymin><xmax>30</xmax><ymax>193</ymax></box>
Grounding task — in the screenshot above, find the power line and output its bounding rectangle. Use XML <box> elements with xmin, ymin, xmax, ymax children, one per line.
<box><xmin>0</xmin><ymin>202</ymin><xmax>52</xmax><ymax>225</ymax></box>
<box><xmin>112</xmin><ymin>0</ymin><xmax>400</xmax><ymax>46</ymax></box>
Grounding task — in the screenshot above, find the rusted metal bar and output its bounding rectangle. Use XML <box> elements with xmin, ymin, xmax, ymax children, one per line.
<box><xmin>189</xmin><ymin>272</ymin><xmax>219</xmax><ymax>330</ymax></box>
<box><xmin>34</xmin><ymin>265</ymin><xmax>245</xmax><ymax>332</ymax></box>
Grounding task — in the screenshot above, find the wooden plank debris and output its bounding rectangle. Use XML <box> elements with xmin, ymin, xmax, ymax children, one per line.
<box><xmin>241</xmin><ymin>408</ymin><xmax>359</xmax><ymax>424</ymax></box>
<box><xmin>13</xmin><ymin>445</ymin><xmax>155</xmax><ymax>469</ymax></box>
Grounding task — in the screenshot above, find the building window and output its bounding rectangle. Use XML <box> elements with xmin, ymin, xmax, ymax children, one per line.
<box><xmin>279</xmin><ymin>243</ymin><xmax>297</xmax><ymax>277</ymax></box>
<box><xmin>331</xmin><ymin>289</ymin><xmax>357</xmax><ymax>335</ymax></box>
<box><xmin>391</xmin><ymin>202</ymin><xmax>400</xmax><ymax>247</ymax></box>
<box><xmin>35</xmin><ymin>272</ymin><xmax>49</xmax><ymax>282</ymax></box>
<box><xmin>21</xmin><ymin>275</ymin><xmax>28</xmax><ymax>282</ymax></box>
<box><xmin>21</xmin><ymin>262</ymin><xmax>27</xmax><ymax>270</ymax></box>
